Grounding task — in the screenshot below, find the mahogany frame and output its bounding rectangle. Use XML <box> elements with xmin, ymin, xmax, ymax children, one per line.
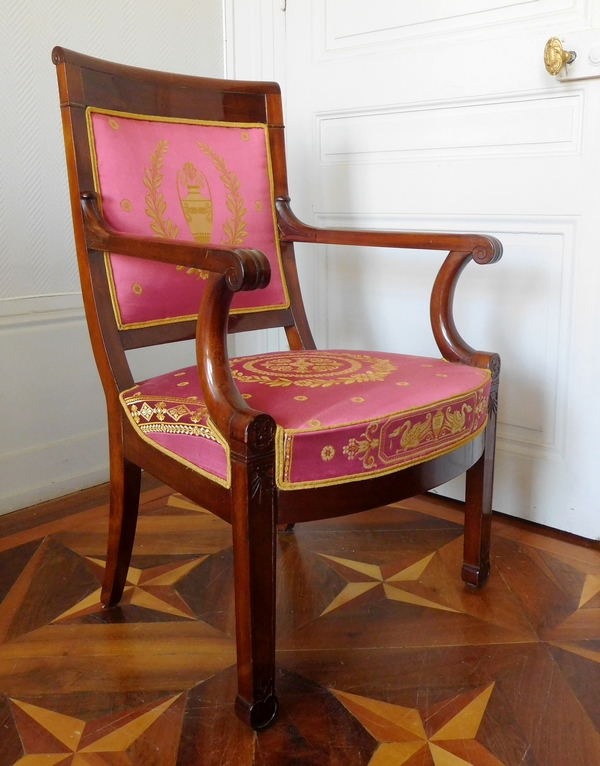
<box><xmin>53</xmin><ymin>47</ymin><xmax>502</xmax><ymax>729</ymax></box>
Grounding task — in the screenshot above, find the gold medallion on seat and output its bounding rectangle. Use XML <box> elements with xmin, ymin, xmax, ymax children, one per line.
<box><xmin>231</xmin><ymin>352</ymin><xmax>395</xmax><ymax>388</ymax></box>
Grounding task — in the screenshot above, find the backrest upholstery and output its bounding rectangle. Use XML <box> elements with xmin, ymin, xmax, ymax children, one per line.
<box><xmin>88</xmin><ymin>110</ymin><xmax>288</xmax><ymax>330</ymax></box>
<box><xmin>54</xmin><ymin>48</ymin><xmax>308</xmax><ymax>359</ymax></box>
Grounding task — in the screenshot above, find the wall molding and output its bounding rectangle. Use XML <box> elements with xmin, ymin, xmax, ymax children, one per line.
<box><xmin>0</xmin><ymin>293</ymin><xmax>83</xmax><ymax>328</ymax></box>
<box><xmin>318</xmin><ymin>0</ymin><xmax>592</xmax><ymax>55</ymax></box>
<box><xmin>316</xmin><ymin>89</ymin><xmax>583</xmax><ymax>164</ymax></box>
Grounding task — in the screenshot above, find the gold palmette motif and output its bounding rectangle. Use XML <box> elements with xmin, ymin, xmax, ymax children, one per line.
<box><xmin>343</xmin><ymin>423</ymin><xmax>380</xmax><ymax>470</ymax></box>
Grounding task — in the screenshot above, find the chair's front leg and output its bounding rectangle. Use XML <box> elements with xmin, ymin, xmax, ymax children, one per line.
<box><xmin>231</xmin><ymin>449</ymin><xmax>278</xmax><ymax>729</ymax></box>
<box><xmin>462</xmin><ymin>355</ymin><xmax>500</xmax><ymax>588</ymax></box>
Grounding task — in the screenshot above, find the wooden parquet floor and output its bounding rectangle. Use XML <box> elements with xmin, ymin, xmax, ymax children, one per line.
<box><xmin>0</xmin><ymin>481</ymin><xmax>599</xmax><ymax>765</ymax></box>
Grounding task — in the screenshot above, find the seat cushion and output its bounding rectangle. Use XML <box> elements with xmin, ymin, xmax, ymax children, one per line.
<box><xmin>120</xmin><ymin>350</ymin><xmax>491</xmax><ymax>490</ymax></box>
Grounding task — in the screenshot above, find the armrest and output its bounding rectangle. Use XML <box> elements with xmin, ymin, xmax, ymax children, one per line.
<box><xmin>81</xmin><ymin>191</ymin><xmax>270</xmax><ymax>293</ymax></box>
<box><xmin>81</xmin><ymin>191</ymin><xmax>275</xmax><ymax>451</ymax></box>
<box><xmin>276</xmin><ymin>195</ymin><xmax>502</xmax><ymax>371</ymax></box>
<box><xmin>276</xmin><ymin>196</ymin><xmax>502</xmax><ymax>264</ymax></box>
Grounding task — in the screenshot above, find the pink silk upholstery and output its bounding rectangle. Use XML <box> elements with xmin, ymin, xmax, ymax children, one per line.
<box><xmin>120</xmin><ymin>351</ymin><xmax>491</xmax><ymax>490</ymax></box>
<box><xmin>87</xmin><ymin>110</ymin><xmax>288</xmax><ymax>329</ymax></box>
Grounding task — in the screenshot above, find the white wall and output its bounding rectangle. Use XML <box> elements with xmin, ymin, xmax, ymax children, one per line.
<box><xmin>0</xmin><ymin>1</ymin><xmax>224</xmax><ymax>513</ymax></box>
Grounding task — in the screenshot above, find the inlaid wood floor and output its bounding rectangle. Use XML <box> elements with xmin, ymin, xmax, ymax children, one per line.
<box><xmin>1</xmin><ymin>480</ymin><xmax>599</xmax><ymax>765</ymax></box>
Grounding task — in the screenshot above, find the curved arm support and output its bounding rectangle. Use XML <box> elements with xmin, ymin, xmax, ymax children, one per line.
<box><xmin>276</xmin><ymin>196</ymin><xmax>502</xmax><ymax>260</ymax></box>
<box><xmin>81</xmin><ymin>191</ymin><xmax>270</xmax><ymax>294</ymax></box>
<box><xmin>196</xmin><ymin>272</ymin><xmax>276</xmax><ymax>454</ymax></box>
<box><xmin>431</xmin><ymin>251</ymin><xmax>501</xmax><ymax>382</ymax></box>
<box><xmin>430</xmin><ymin>251</ymin><xmax>476</xmax><ymax>365</ymax></box>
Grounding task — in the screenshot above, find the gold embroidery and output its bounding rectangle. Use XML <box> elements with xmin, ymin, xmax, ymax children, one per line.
<box><xmin>436</xmin><ymin>373</ymin><xmax>448</xmax><ymax>378</ymax></box>
<box><xmin>475</xmin><ymin>391</ymin><xmax>487</xmax><ymax>418</ymax></box>
<box><xmin>342</xmin><ymin>423</ymin><xmax>379</xmax><ymax>470</ymax></box>
<box><xmin>321</xmin><ymin>446</ymin><xmax>335</xmax><ymax>461</ymax></box>
<box><xmin>351</xmin><ymin>397</ymin><xmax>364</xmax><ymax>403</ymax></box>
<box><xmin>421</xmin><ymin>364</ymin><xmax>433</xmax><ymax>368</ymax></box>
<box><xmin>432</xmin><ymin>409</ymin><xmax>445</xmax><ymax>438</ymax></box>
<box><xmin>144</xmin><ymin>140</ymin><xmax>178</xmax><ymax>239</ymax></box>
<box><xmin>177</xmin><ymin>161</ymin><xmax>213</xmax><ymax>243</ymax></box>
<box><xmin>197</xmin><ymin>143</ymin><xmax>247</xmax><ymax>246</ymax></box>
<box><xmin>255</xmin><ymin>201</ymin><xmax>262</xmax><ymax>211</ymax></box>
<box><xmin>307</xmin><ymin>419</ymin><xmax>322</xmax><ymax>428</ymax></box>
<box><xmin>109</xmin><ymin>118</ymin><xmax>119</xmax><ymax>130</ymax></box>
<box><xmin>167</xmin><ymin>404</ymin><xmax>192</xmax><ymax>422</ymax></box>
<box><xmin>132</xmin><ymin>283</ymin><xmax>142</xmax><ymax>295</ymax></box>
<box><xmin>240</xmin><ymin>132</ymin><xmax>249</xmax><ymax>141</ymax></box>
<box><xmin>140</xmin><ymin>422</ymin><xmax>217</xmax><ymax>440</ymax></box>
<box><xmin>190</xmin><ymin>406</ymin><xmax>208</xmax><ymax>423</ymax></box>
<box><xmin>444</xmin><ymin>403</ymin><xmax>473</xmax><ymax>434</ymax></box>
<box><xmin>87</xmin><ymin>108</ymin><xmax>291</xmax><ymax>330</ymax></box>
<box><xmin>140</xmin><ymin>402</ymin><xmax>154</xmax><ymax>421</ymax></box>
<box><xmin>176</xmin><ymin>266</ymin><xmax>210</xmax><ymax>280</ymax></box>
<box><xmin>232</xmin><ymin>352</ymin><xmax>396</xmax><ymax>389</ymax></box>
<box><xmin>390</xmin><ymin>416</ymin><xmax>434</xmax><ymax>450</ymax></box>
<box><xmin>121</xmin><ymin>199</ymin><xmax>132</xmax><ymax>212</ymax></box>
<box><xmin>126</xmin><ymin>397</ymin><xmax>208</xmax><ymax>427</ymax></box>
<box><xmin>396</xmin><ymin>382</ymin><xmax>409</xmax><ymax>386</ymax></box>
<box><xmin>174</xmin><ymin>372</ymin><xmax>186</xmax><ymax>377</ymax></box>
<box><xmin>242</xmin><ymin>393</ymin><xmax>252</xmax><ymax>399</ymax></box>
<box><xmin>294</xmin><ymin>395</ymin><xmax>308</xmax><ymax>401</ymax></box>
<box><xmin>177</xmin><ymin>382</ymin><xmax>189</xmax><ymax>387</ymax></box>
<box><xmin>342</xmin><ymin>396</ymin><xmax>481</xmax><ymax>474</ymax></box>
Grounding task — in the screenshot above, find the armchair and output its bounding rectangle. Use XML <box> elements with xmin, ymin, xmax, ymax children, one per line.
<box><xmin>53</xmin><ymin>48</ymin><xmax>501</xmax><ymax>730</ymax></box>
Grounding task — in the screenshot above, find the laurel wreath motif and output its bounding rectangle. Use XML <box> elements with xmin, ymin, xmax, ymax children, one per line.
<box><xmin>143</xmin><ymin>140</ymin><xmax>179</xmax><ymax>239</ymax></box>
<box><xmin>197</xmin><ymin>142</ymin><xmax>247</xmax><ymax>246</ymax></box>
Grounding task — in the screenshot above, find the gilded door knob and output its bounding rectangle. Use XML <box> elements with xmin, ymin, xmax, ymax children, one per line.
<box><xmin>544</xmin><ymin>37</ymin><xmax>576</xmax><ymax>75</ymax></box>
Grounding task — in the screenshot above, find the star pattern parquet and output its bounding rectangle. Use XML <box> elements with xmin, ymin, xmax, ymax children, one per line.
<box><xmin>0</xmin><ymin>482</ymin><xmax>599</xmax><ymax>765</ymax></box>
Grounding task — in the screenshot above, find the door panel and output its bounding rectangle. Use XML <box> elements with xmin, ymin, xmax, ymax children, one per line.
<box><xmin>283</xmin><ymin>0</ymin><xmax>600</xmax><ymax>537</ymax></box>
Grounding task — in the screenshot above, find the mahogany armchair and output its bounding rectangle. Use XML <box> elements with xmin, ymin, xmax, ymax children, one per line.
<box><xmin>53</xmin><ymin>48</ymin><xmax>501</xmax><ymax>729</ymax></box>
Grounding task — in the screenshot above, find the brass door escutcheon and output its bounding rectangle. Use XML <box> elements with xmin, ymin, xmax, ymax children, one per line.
<box><xmin>544</xmin><ymin>37</ymin><xmax>577</xmax><ymax>75</ymax></box>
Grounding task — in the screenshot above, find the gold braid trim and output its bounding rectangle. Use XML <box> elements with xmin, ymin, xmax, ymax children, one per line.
<box><xmin>197</xmin><ymin>143</ymin><xmax>247</xmax><ymax>246</ymax></box>
<box><xmin>139</xmin><ymin>422</ymin><xmax>218</xmax><ymax>440</ymax></box>
<box><xmin>144</xmin><ymin>140</ymin><xmax>179</xmax><ymax>239</ymax></box>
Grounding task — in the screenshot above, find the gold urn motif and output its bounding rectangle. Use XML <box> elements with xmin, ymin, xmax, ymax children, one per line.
<box><xmin>178</xmin><ymin>162</ymin><xmax>213</xmax><ymax>243</ymax></box>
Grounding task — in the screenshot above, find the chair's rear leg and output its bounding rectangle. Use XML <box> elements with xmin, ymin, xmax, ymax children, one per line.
<box><xmin>462</xmin><ymin>375</ymin><xmax>498</xmax><ymax>588</ymax></box>
<box><xmin>231</xmin><ymin>458</ymin><xmax>278</xmax><ymax>730</ymax></box>
<box><xmin>101</xmin><ymin>447</ymin><xmax>142</xmax><ymax>607</ymax></box>
<box><xmin>277</xmin><ymin>523</ymin><xmax>295</xmax><ymax>533</ymax></box>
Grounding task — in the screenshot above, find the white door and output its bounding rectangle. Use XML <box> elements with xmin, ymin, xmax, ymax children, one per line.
<box><xmin>281</xmin><ymin>1</ymin><xmax>600</xmax><ymax>538</ymax></box>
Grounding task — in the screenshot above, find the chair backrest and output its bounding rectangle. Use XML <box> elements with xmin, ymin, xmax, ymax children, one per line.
<box><xmin>54</xmin><ymin>48</ymin><xmax>311</xmax><ymax>365</ymax></box>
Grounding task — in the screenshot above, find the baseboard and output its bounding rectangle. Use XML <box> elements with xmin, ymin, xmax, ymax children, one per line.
<box><xmin>0</xmin><ymin>429</ymin><xmax>109</xmax><ymax>515</ymax></box>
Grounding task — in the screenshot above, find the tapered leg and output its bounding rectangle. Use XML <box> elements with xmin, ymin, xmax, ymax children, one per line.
<box><xmin>462</xmin><ymin>405</ymin><xmax>497</xmax><ymax>588</ymax></box>
<box><xmin>101</xmin><ymin>438</ymin><xmax>142</xmax><ymax>607</ymax></box>
<box><xmin>231</xmin><ymin>458</ymin><xmax>278</xmax><ymax>729</ymax></box>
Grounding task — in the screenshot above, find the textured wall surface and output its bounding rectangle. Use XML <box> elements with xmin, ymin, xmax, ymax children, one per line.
<box><xmin>1</xmin><ymin>0</ymin><xmax>224</xmax><ymax>300</ymax></box>
<box><xmin>0</xmin><ymin>0</ymin><xmax>224</xmax><ymax>512</ymax></box>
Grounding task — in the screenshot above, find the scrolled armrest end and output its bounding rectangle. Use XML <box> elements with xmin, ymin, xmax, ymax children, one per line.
<box><xmin>472</xmin><ymin>236</ymin><xmax>503</xmax><ymax>265</ymax></box>
<box><xmin>225</xmin><ymin>248</ymin><xmax>271</xmax><ymax>293</ymax></box>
